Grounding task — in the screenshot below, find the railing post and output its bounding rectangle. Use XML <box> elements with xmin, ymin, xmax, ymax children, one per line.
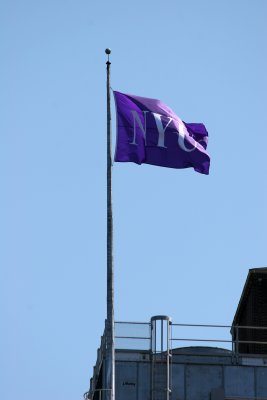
<box><xmin>231</xmin><ymin>325</ymin><xmax>235</xmax><ymax>364</ymax></box>
<box><xmin>235</xmin><ymin>325</ymin><xmax>239</xmax><ymax>364</ymax></box>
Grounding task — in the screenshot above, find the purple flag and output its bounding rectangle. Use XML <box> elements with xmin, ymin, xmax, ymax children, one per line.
<box><xmin>113</xmin><ymin>91</ymin><xmax>210</xmax><ymax>175</ymax></box>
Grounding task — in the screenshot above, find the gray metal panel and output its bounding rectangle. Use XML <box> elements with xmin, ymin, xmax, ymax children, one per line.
<box><xmin>256</xmin><ymin>367</ymin><xmax>267</xmax><ymax>396</ymax></box>
<box><xmin>171</xmin><ymin>364</ymin><xmax>185</xmax><ymax>400</ymax></box>
<box><xmin>137</xmin><ymin>362</ymin><xmax>151</xmax><ymax>400</ymax></box>
<box><xmin>224</xmin><ymin>366</ymin><xmax>255</xmax><ymax>397</ymax></box>
<box><xmin>186</xmin><ymin>365</ymin><xmax>223</xmax><ymax>400</ymax></box>
<box><xmin>115</xmin><ymin>362</ymin><xmax>137</xmax><ymax>400</ymax></box>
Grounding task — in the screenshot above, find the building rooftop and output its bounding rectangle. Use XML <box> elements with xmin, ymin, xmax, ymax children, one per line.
<box><xmin>85</xmin><ymin>267</ymin><xmax>267</xmax><ymax>400</ymax></box>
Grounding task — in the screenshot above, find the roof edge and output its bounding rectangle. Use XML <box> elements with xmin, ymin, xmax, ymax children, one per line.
<box><xmin>232</xmin><ymin>267</ymin><xmax>267</xmax><ymax>326</ymax></box>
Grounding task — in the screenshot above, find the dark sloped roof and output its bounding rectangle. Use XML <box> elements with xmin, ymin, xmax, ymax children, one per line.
<box><xmin>232</xmin><ymin>267</ymin><xmax>267</xmax><ymax>326</ymax></box>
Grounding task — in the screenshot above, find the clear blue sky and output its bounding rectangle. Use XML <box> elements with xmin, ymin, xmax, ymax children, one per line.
<box><xmin>1</xmin><ymin>1</ymin><xmax>267</xmax><ymax>399</ymax></box>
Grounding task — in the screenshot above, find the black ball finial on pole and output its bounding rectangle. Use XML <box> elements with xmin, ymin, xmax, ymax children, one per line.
<box><xmin>105</xmin><ymin>48</ymin><xmax>111</xmax><ymax>63</ymax></box>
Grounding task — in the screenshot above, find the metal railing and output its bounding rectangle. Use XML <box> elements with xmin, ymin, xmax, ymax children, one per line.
<box><xmin>114</xmin><ymin>321</ymin><xmax>267</xmax><ymax>356</ymax></box>
<box><xmin>84</xmin><ymin>389</ymin><xmax>111</xmax><ymax>400</ymax></box>
<box><xmin>171</xmin><ymin>323</ymin><xmax>233</xmax><ymax>353</ymax></box>
<box><xmin>115</xmin><ymin>321</ymin><xmax>151</xmax><ymax>350</ymax></box>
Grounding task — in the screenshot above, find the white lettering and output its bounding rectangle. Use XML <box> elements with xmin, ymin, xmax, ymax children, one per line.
<box><xmin>177</xmin><ymin>118</ymin><xmax>197</xmax><ymax>152</ymax></box>
<box><xmin>130</xmin><ymin>110</ymin><xmax>149</xmax><ymax>145</ymax></box>
<box><xmin>130</xmin><ymin>110</ymin><xmax>198</xmax><ymax>153</ymax></box>
<box><xmin>152</xmin><ymin>113</ymin><xmax>173</xmax><ymax>148</ymax></box>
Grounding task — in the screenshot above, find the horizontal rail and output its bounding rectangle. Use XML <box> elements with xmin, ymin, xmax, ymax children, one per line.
<box><xmin>172</xmin><ymin>323</ymin><xmax>231</xmax><ymax>328</ymax></box>
<box><xmin>173</xmin><ymin>323</ymin><xmax>267</xmax><ymax>330</ymax></box>
<box><xmin>233</xmin><ymin>325</ymin><xmax>267</xmax><ymax>330</ymax></box>
<box><xmin>115</xmin><ymin>321</ymin><xmax>150</xmax><ymax>325</ymax></box>
<box><xmin>236</xmin><ymin>340</ymin><xmax>267</xmax><ymax>345</ymax></box>
<box><xmin>172</xmin><ymin>338</ymin><xmax>232</xmax><ymax>343</ymax></box>
<box><xmin>116</xmin><ymin>335</ymin><xmax>150</xmax><ymax>340</ymax></box>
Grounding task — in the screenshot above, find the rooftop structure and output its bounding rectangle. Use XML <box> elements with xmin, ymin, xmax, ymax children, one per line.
<box><xmin>232</xmin><ymin>267</ymin><xmax>267</xmax><ymax>355</ymax></box>
<box><xmin>85</xmin><ymin>268</ymin><xmax>267</xmax><ymax>400</ymax></box>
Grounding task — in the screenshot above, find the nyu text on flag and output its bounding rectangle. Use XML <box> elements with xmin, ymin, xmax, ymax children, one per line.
<box><xmin>113</xmin><ymin>91</ymin><xmax>210</xmax><ymax>175</ymax></box>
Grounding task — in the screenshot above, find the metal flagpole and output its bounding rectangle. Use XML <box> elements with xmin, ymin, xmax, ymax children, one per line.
<box><xmin>105</xmin><ymin>48</ymin><xmax>115</xmax><ymax>400</ymax></box>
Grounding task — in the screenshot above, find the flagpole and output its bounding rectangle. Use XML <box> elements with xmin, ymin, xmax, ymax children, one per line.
<box><xmin>105</xmin><ymin>48</ymin><xmax>115</xmax><ymax>400</ymax></box>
